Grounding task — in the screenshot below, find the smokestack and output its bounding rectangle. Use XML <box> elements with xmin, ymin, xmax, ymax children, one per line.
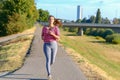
<box><xmin>77</xmin><ymin>5</ymin><xmax>82</xmax><ymax>20</ymax></box>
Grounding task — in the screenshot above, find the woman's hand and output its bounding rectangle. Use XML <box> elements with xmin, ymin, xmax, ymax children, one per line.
<box><xmin>49</xmin><ymin>31</ymin><xmax>60</xmax><ymax>40</ymax></box>
<box><xmin>49</xmin><ymin>31</ymin><xmax>54</xmax><ymax>36</ymax></box>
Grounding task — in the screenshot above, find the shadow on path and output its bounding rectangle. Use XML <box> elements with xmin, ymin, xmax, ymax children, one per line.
<box><xmin>1</xmin><ymin>77</ymin><xmax>47</xmax><ymax>80</ymax></box>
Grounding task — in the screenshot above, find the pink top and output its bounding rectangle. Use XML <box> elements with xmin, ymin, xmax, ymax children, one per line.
<box><xmin>41</xmin><ymin>26</ymin><xmax>60</xmax><ymax>42</ymax></box>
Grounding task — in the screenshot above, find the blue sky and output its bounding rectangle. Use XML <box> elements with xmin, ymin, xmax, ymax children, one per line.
<box><xmin>35</xmin><ymin>0</ymin><xmax>120</xmax><ymax>21</ymax></box>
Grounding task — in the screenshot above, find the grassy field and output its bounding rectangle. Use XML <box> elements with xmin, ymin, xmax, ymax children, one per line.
<box><xmin>59</xmin><ymin>28</ymin><xmax>120</xmax><ymax>80</ymax></box>
<box><xmin>0</xmin><ymin>27</ymin><xmax>35</xmax><ymax>72</ymax></box>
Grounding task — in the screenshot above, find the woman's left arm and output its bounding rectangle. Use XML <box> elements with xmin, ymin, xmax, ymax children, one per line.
<box><xmin>49</xmin><ymin>31</ymin><xmax>60</xmax><ymax>39</ymax></box>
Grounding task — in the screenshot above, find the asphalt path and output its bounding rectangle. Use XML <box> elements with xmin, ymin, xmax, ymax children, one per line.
<box><xmin>0</xmin><ymin>24</ymin><xmax>87</xmax><ymax>80</ymax></box>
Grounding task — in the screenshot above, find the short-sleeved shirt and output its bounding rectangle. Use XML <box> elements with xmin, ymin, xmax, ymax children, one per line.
<box><xmin>41</xmin><ymin>26</ymin><xmax>60</xmax><ymax>42</ymax></box>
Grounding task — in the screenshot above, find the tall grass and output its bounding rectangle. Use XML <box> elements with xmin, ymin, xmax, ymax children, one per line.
<box><xmin>0</xmin><ymin>35</ymin><xmax>33</xmax><ymax>72</ymax></box>
<box><xmin>60</xmin><ymin>29</ymin><xmax>120</xmax><ymax>80</ymax></box>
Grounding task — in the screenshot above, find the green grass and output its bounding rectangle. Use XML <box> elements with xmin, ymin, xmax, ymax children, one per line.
<box><xmin>0</xmin><ymin>35</ymin><xmax>33</xmax><ymax>72</ymax></box>
<box><xmin>60</xmin><ymin>29</ymin><xmax>120</xmax><ymax>80</ymax></box>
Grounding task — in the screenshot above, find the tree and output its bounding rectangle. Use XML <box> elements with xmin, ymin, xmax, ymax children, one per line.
<box><xmin>102</xmin><ymin>17</ymin><xmax>111</xmax><ymax>24</ymax></box>
<box><xmin>0</xmin><ymin>1</ymin><xmax>3</xmax><ymax>9</ymax></box>
<box><xmin>81</xmin><ymin>17</ymin><xmax>87</xmax><ymax>23</ymax></box>
<box><xmin>113</xmin><ymin>18</ymin><xmax>119</xmax><ymax>24</ymax></box>
<box><xmin>76</xmin><ymin>19</ymin><xmax>81</xmax><ymax>23</ymax></box>
<box><xmin>90</xmin><ymin>15</ymin><xmax>96</xmax><ymax>23</ymax></box>
<box><xmin>0</xmin><ymin>0</ymin><xmax>38</xmax><ymax>36</ymax></box>
<box><xmin>38</xmin><ymin>9</ymin><xmax>49</xmax><ymax>22</ymax></box>
<box><xmin>95</xmin><ymin>8</ymin><xmax>102</xmax><ymax>24</ymax></box>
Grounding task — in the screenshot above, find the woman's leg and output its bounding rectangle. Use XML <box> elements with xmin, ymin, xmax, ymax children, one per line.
<box><xmin>50</xmin><ymin>41</ymin><xmax>58</xmax><ymax>65</ymax></box>
<box><xmin>43</xmin><ymin>43</ymin><xmax>51</xmax><ymax>76</ymax></box>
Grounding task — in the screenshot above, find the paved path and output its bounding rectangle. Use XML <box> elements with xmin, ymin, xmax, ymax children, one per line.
<box><xmin>0</xmin><ymin>33</ymin><xmax>31</xmax><ymax>43</ymax></box>
<box><xmin>0</xmin><ymin>24</ymin><xmax>87</xmax><ymax>80</ymax></box>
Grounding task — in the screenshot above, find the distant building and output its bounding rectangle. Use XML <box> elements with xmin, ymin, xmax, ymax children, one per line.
<box><xmin>77</xmin><ymin>5</ymin><xmax>83</xmax><ymax>20</ymax></box>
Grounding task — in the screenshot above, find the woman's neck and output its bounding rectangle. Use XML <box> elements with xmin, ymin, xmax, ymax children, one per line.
<box><xmin>49</xmin><ymin>24</ymin><xmax>54</xmax><ymax>28</ymax></box>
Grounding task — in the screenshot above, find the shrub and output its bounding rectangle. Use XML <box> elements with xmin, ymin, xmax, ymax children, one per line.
<box><xmin>112</xmin><ymin>34</ymin><xmax>120</xmax><ymax>44</ymax></box>
<box><xmin>68</xmin><ymin>27</ymin><xmax>77</xmax><ymax>32</ymax></box>
<box><xmin>84</xmin><ymin>28</ymin><xmax>114</xmax><ymax>38</ymax></box>
<box><xmin>63</xmin><ymin>27</ymin><xmax>68</xmax><ymax>31</ymax></box>
<box><xmin>87</xmin><ymin>28</ymin><xmax>97</xmax><ymax>36</ymax></box>
<box><xmin>97</xmin><ymin>29</ymin><xmax>105</xmax><ymax>37</ymax></box>
<box><xmin>102</xmin><ymin>29</ymin><xmax>114</xmax><ymax>38</ymax></box>
<box><xmin>105</xmin><ymin>34</ymin><xmax>120</xmax><ymax>44</ymax></box>
<box><xmin>0</xmin><ymin>0</ymin><xmax>38</xmax><ymax>36</ymax></box>
<box><xmin>105</xmin><ymin>35</ymin><xmax>114</xmax><ymax>43</ymax></box>
<box><xmin>94</xmin><ymin>28</ymin><xmax>104</xmax><ymax>36</ymax></box>
<box><xmin>84</xmin><ymin>28</ymin><xmax>90</xmax><ymax>35</ymax></box>
<box><xmin>6</xmin><ymin>13</ymin><xmax>28</xmax><ymax>35</ymax></box>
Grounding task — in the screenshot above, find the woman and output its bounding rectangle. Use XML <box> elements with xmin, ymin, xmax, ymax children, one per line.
<box><xmin>41</xmin><ymin>15</ymin><xmax>62</xmax><ymax>80</ymax></box>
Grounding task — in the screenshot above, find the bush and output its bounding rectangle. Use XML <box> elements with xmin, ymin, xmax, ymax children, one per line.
<box><xmin>105</xmin><ymin>35</ymin><xmax>114</xmax><ymax>43</ymax></box>
<box><xmin>6</xmin><ymin>13</ymin><xmax>28</xmax><ymax>35</ymax></box>
<box><xmin>112</xmin><ymin>34</ymin><xmax>120</xmax><ymax>44</ymax></box>
<box><xmin>93</xmin><ymin>28</ymin><xmax>104</xmax><ymax>36</ymax></box>
<box><xmin>105</xmin><ymin>34</ymin><xmax>120</xmax><ymax>44</ymax></box>
<box><xmin>97</xmin><ymin>29</ymin><xmax>105</xmax><ymax>37</ymax></box>
<box><xmin>68</xmin><ymin>27</ymin><xmax>77</xmax><ymax>32</ymax></box>
<box><xmin>0</xmin><ymin>0</ymin><xmax>38</xmax><ymax>36</ymax></box>
<box><xmin>87</xmin><ymin>28</ymin><xmax>97</xmax><ymax>36</ymax></box>
<box><xmin>84</xmin><ymin>28</ymin><xmax>90</xmax><ymax>35</ymax></box>
<box><xmin>63</xmin><ymin>27</ymin><xmax>68</xmax><ymax>31</ymax></box>
<box><xmin>0</xmin><ymin>11</ymin><xmax>9</xmax><ymax>36</ymax></box>
<box><xmin>102</xmin><ymin>29</ymin><xmax>114</xmax><ymax>38</ymax></box>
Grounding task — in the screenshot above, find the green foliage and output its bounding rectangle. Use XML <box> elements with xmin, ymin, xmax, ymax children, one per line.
<box><xmin>68</xmin><ymin>27</ymin><xmax>77</xmax><ymax>32</ymax></box>
<box><xmin>112</xmin><ymin>35</ymin><xmax>120</xmax><ymax>44</ymax></box>
<box><xmin>62</xmin><ymin>27</ymin><xmax>68</xmax><ymax>31</ymax></box>
<box><xmin>6</xmin><ymin>13</ymin><xmax>27</xmax><ymax>34</ymax></box>
<box><xmin>106</xmin><ymin>34</ymin><xmax>120</xmax><ymax>44</ymax></box>
<box><xmin>76</xmin><ymin>19</ymin><xmax>81</xmax><ymax>23</ymax></box>
<box><xmin>89</xmin><ymin>16</ymin><xmax>96</xmax><ymax>23</ymax></box>
<box><xmin>84</xmin><ymin>28</ymin><xmax>114</xmax><ymax>39</ymax></box>
<box><xmin>102</xmin><ymin>17</ymin><xmax>111</xmax><ymax>24</ymax></box>
<box><xmin>105</xmin><ymin>35</ymin><xmax>114</xmax><ymax>43</ymax></box>
<box><xmin>38</xmin><ymin>9</ymin><xmax>49</xmax><ymax>22</ymax></box>
<box><xmin>85</xmin><ymin>28</ymin><xmax>97</xmax><ymax>36</ymax></box>
<box><xmin>0</xmin><ymin>1</ymin><xmax>3</xmax><ymax>9</ymax></box>
<box><xmin>102</xmin><ymin>29</ymin><xmax>114</xmax><ymax>38</ymax></box>
<box><xmin>113</xmin><ymin>18</ymin><xmax>120</xmax><ymax>24</ymax></box>
<box><xmin>95</xmin><ymin>8</ymin><xmax>102</xmax><ymax>24</ymax></box>
<box><xmin>0</xmin><ymin>0</ymin><xmax>38</xmax><ymax>36</ymax></box>
<box><xmin>84</xmin><ymin>28</ymin><xmax>90</xmax><ymax>35</ymax></box>
<box><xmin>81</xmin><ymin>17</ymin><xmax>87</xmax><ymax>23</ymax></box>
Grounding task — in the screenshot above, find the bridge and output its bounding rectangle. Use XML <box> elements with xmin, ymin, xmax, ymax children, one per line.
<box><xmin>63</xmin><ymin>23</ymin><xmax>120</xmax><ymax>36</ymax></box>
<box><xmin>40</xmin><ymin>22</ymin><xmax>120</xmax><ymax>36</ymax></box>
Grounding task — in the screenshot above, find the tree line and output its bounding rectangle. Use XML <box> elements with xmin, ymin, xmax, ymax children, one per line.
<box><xmin>76</xmin><ymin>8</ymin><xmax>120</xmax><ymax>24</ymax></box>
<box><xmin>0</xmin><ymin>0</ymin><xmax>39</xmax><ymax>36</ymax></box>
<box><xmin>33</xmin><ymin>8</ymin><xmax>120</xmax><ymax>44</ymax></box>
<box><xmin>69</xmin><ymin>9</ymin><xmax>120</xmax><ymax>44</ymax></box>
<box><xmin>0</xmin><ymin>0</ymin><xmax>50</xmax><ymax>37</ymax></box>
<box><xmin>0</xmin><ymin>2</ymin><xmax>120</xmax><ymax>44</ymax></box>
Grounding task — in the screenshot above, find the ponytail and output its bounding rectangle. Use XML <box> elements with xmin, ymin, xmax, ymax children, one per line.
<box><xmin>54</xmin><ymin>19</ymin><xmax>62</xmax><ymax>27</ymax></box>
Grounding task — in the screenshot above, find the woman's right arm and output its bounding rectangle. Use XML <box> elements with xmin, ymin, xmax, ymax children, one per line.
<box><xmin>41</xmin><ymin>36</ymin><xmax>44</xmax><ymax>40</ymax></box>
<box><xmin>41</xmin><ymin>27</ymin><xmax>45</xmax><ymax>40</ymax></box>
